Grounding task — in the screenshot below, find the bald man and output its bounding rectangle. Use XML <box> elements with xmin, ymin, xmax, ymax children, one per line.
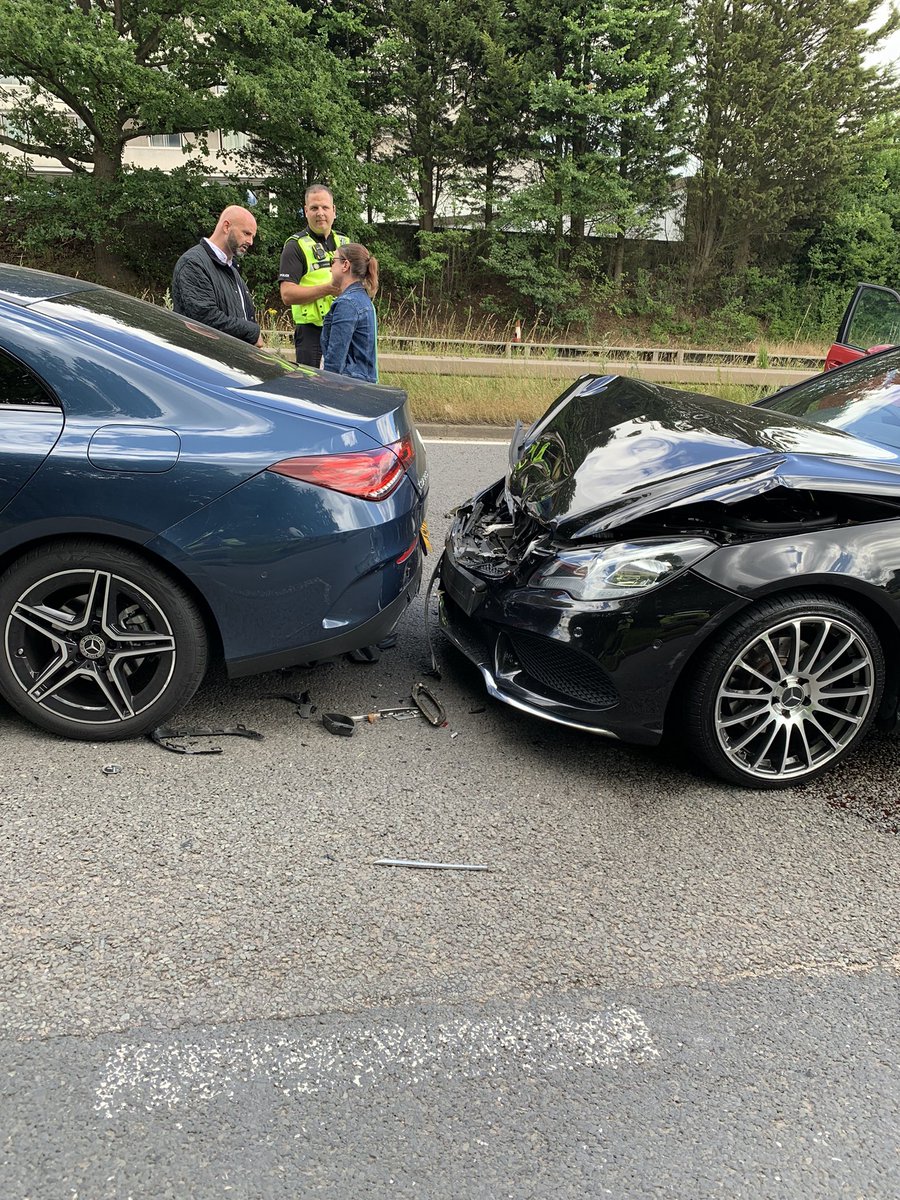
<box><xmin>171</xmin><ymin>206</ymin><xmax>263</xmax><ymax>346</ymax></box>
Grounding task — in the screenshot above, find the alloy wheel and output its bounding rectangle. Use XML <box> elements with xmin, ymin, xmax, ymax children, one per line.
<box><xmin>4</xmin><ymin>567</ymin><xmax>177</xmax><ymax>726</ymax></box>
<box><xmin>713</xmin><ymin>613</ymin><xmax>876</xmax><ymax>782</ymax></box>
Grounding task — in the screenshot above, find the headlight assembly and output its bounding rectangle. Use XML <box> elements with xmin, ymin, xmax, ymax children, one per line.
<box><xmin>527</xmin><ymin>537</ymin><xmax>717</xmax><ymax>600</ymax></box>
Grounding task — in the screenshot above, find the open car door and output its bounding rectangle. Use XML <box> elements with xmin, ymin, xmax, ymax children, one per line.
<box><xmin>825</xmin><ymin>283</ymin><xmax>900</xmax><ymax>370</ymax></box>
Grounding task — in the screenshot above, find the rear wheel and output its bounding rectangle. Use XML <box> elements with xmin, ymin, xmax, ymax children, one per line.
<box><xmin>685</xmin><ymin>593</ymin><xmax>883</xmax><ymax>788</ymax></box>
<box><xmin>0</xmin><ymin>540</ymin><xmax>208</xmax><ymax>740</ymax></box>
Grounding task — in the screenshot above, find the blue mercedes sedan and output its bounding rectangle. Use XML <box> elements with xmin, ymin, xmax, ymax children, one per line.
<box><xmin>0</xmin><ymin>265</ymin><xmax>428</xmax><ymax>740</ymax></box>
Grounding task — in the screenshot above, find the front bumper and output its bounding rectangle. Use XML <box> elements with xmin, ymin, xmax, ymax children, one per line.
<box><xmin>438</xmin><ymin>544</ymin><xmax>745</xmax><ymax>745</ymax></box>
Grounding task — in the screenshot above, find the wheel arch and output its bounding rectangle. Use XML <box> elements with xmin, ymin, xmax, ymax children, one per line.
<box><xmin>0</xmin><ymin>532</ymin><xmax>225</xmax><ymax>664</ymax></box>
<box><xmin>665</xmin><ymin>579</ymin><xmax>900</xmax><ymax>736</ymax></box>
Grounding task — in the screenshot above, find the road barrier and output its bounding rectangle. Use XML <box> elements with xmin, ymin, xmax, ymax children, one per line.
<box><xmin>377</xmin><ymin>353</ymin><xmax>814</xmax><ymax>388</ymax></box>
<box><xmin>379</xmin><ymin>335</ymin><xmax>823</xmax><ymax>371</ymax></box>
<box><xmin>263</xmin><ymin>337</ymin><xmax>822</xmax><ymax>387</ymax></box>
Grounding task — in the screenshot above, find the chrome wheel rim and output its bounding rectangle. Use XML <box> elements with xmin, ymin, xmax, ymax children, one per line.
<box><xmin>4</xmin><ymin>568</ymin><xmax>176</xmax><ymax>726</ymax></box>
<box><xmin>714</xmin><ymin>615</ymin><xmax>875</xmax><ymax>781</ymax></box>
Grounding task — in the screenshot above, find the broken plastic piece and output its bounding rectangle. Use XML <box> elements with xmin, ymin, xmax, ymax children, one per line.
<box><xmin>373</xmin><ymin>858</ymin><xmax>492</xmax><ymax>871</ymax></box>
<box><xmin>411</xmin><ymin>682</ymin><xmax>447</xmax><ymax>727</ymax></box>
<box><xmin>265</xmin><ymin>689</ymin><xmax>317</xmax><ymax>718</ymax></box>
<box><xmin>322</xmin><ymin>712</ymin><xmax>356</xmax><ymax>737</ymax></box>
<box><xmin>149</xmin><ymin>724</ymin><xmax>264</xmax><ymax>755</ymax></box>
<box><xmin>422</xmin><ymin>560</ymin><xmax>443</xmax><ymax>679</ymax></box>
<box><xmin>101</xmin><ymin>764</ymin><xmax>123</xmax><ymax>775</ymax></box>
<box><xmin>322</xmin><ymin>705</ymin><xmax>421</xmax><ymax>736</ymax></box>
<box><xmin>346</xmin><ymin>645</ymin><xmax>381</xmax><ymax>664</ymax></box>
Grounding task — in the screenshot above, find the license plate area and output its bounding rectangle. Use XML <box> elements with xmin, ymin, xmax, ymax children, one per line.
<box><xmin>441</xmin><ymin>553</ymin><xmax>487</xmax><ymax>616</ymax></box>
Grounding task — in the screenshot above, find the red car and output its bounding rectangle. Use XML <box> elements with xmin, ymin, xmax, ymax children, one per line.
<box><xmin>825</xmin><ymin>283</ymin><xmax>900</xmax><ymax>369</ymax></box>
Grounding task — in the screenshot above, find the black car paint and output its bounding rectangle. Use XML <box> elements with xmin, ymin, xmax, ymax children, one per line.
<box><xmin>439</xmin><ymin>361</ymin><xmax>900</xmax><ymax>760</ymax></box>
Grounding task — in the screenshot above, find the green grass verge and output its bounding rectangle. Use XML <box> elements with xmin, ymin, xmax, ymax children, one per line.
<box><xmin>382</xmin><ymin>372</ymin><xmax>771</xmax><ymax>426</ymax></box>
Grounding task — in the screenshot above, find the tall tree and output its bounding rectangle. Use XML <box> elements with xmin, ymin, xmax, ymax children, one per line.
<box><xmin>512</xmin><ymin>0</ymin><xmax>684</xmax><ymax>254</ymax></box>
<box><xmin>686</xmin><ymin>0</ymin><xmax>898</xmax><ymax>291</ymax></box>
<box><xmin>601</xmin><ymin>1</ymin><xmax>690</xmax><ymax>281</ymax></box>
<box><xmin>453</xmin><ymin>0</ymin><xmax>532</xmax><ymax>230</ymax></box>
<box><xmin>378</xmin><ymin>0</ymin><xmax>485</xmax><ymax>234</ymax></box>
<box><xmin>0</xmin><ymin>0</ymin><xmax>343</xmax><ymax>281</ymax></box>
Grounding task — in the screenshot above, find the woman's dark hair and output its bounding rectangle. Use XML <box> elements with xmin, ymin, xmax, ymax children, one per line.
<box><xmin>337</xmin><ymin>243</ymin><xmax>379</xmax><ymax>297</ymax></box>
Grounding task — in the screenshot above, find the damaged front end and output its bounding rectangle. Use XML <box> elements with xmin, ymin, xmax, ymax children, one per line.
<box><xmin>439</xmin><ymin>474</ymin><xmax>742</xmax><ymax>743</ymax></box>
<box><xmin>438</xmin><ymin>373</ymin><xmax>900</xmax><ymax>745</ymax></box>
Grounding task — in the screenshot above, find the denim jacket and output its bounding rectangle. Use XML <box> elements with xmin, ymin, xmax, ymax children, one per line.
<box><xmin>320</xmin><ymin>282</ymin><xmax>378</xmax><ymax>383</ymax></box>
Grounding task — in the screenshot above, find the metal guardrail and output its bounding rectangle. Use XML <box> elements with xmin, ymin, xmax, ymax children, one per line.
<box><xmin>377</xmin><ymin>354</ymin><xmax>813</xmax><ymax>388</ymax></box>
<box><xmin>378</xmin><ymin>335</ymin><xmax>824</xmax><ymax>371</ymax></box>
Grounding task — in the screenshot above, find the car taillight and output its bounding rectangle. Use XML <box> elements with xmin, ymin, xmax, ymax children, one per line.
<box><xmin>267</xmin><ymin>434</ymin><xmax>415</xmax><ymax>501</ymax></box>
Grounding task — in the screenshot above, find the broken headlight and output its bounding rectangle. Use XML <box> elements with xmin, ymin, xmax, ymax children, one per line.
<box><xmin>527</xmin><ymin>538</ymin><xmax>716</xmax><ymax>600</ymax></box>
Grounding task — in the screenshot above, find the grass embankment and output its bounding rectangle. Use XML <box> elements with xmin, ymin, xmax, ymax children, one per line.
<box><xmin>382</xmin><ymin>372</ymin><xmax>770</xmax><ymax>427</ymax></box>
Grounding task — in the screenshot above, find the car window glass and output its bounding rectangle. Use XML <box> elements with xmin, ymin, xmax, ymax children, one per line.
<box><xmin>845</xmin><ymin>287</ymin><xmax>900</xmax><ymax>349</ymax></box>
<box><xmin>0</xmin><ymin>346</ymin><xmax>57</xmax><ymax>406</ymax></box>
<box><xmin>33</xmin><ymin>289</ymin><xmax>302</xmax><ymax>387</ymax></box>
<box><xmin>760</xmin><ymin>350</ymin><xmax>900</xmax><ymax>451</ymax></box>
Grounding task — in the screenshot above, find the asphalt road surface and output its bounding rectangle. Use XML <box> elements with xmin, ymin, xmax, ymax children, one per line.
<box><xmin>1</xmin><ymin>436</ymin><xmax>898</xmax><ymax>1200</ymax></box>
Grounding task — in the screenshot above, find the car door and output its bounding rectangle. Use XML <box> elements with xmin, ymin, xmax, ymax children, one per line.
<box><xmin>825</xmin><ymin>283</ymin><xmax>900</xmax><ymax>370</ymax></box>
<box><xmin>0</xmin><ymin>345</ymin><xmax>65</xmax><ymax>513</ymax></box>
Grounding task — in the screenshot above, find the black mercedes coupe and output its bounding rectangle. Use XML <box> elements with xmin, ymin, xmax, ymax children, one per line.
<box><xmin>439</xmin><ymin>348</ymin><xmax>900</xmax><ymax>788</ymax></box>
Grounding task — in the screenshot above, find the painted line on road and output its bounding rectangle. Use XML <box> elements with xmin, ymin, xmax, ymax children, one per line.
<box><xmin>95</xmin><ymin>1005</ymin><xmax>658</xmax><ymax>1117</ymax></box>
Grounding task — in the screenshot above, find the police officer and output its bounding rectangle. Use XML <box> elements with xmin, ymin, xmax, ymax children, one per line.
<box><xmin>278</xmin><ymin>184</ymin><xmax>349</xmax><ymax>367</ymax></box>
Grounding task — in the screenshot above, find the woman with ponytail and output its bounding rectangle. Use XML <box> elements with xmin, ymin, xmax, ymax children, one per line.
<box><xmin>320</xmin><ymin>242</ymin><xmax>380</xmax><ymax>383</ymax></box>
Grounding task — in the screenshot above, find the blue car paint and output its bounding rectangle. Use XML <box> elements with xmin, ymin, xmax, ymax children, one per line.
<box><xmin>147</xmin><ymin>471</ymin><xmax>424</xmax><ymax>669</ymax></box>
<box><xmin>0</xmin><ymin>266</ymin><xmax>427</xmax><ymax>676</ymax></box>
<box><xmin>87</xmin><ymin>425</ymin><xmax>182</xmax><ymax>472</ymax></box>
<box><xmin>0</xmin><ymin>408</ymin><xmax>64</xmax><ymax>509</ymax></box>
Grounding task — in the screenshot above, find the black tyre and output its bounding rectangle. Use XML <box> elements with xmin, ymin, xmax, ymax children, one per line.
<box><xmin>684</xmin><ymin>592</ymin><xmax>884</xmax><ymax>788</ymax></box>
<box><xmin>0</xmin><ymin>540</ymin><xmax>208</xmax><ymax>740</ymax></box>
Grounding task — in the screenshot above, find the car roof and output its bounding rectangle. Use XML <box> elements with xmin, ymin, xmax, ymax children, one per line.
<box><xmin>0</xmin><ymin>263</ymin><xmax>98</xmax><ymax>306</ymax></box>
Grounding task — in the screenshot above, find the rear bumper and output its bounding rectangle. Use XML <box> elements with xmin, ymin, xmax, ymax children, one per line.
<box><xmin>229</xmin><ymin>554</ymin><xmax>423</xmax><ymax>676</ymax></box>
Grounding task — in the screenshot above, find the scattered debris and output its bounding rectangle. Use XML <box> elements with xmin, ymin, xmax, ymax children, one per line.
<box><xmin>149</xmin><ymin>724</ymin><xmax>264</xmax><ymax>755</ymax></box>
<box><xmin>322</xmin><ymin>705</ymin><xmax>421</xmax><ymax>737</ymax></box>
<box><xmin>265</xmin><ymin>689</ymin><xmax>317</xmax><ymax>718</ymax></box>
<box><xmin>346</xmin><ymin>645</ymin><xmax>381</xmax><ymax>664</ymax></box>
<box><xmin>412</xmin><ymin>682</ymin><xmax>447</xmax><ymax>727</ymax></box>
<box><xmin>373</xmin><ymin>858</ymin><xmax>492</xmax><ymax>871</ymax></box>
<box><xmin>827</xmin><ymin>791</ymin><xmax>900</xmax><ymax>835</ymax></box>
<box><xmin>468</xmin><ymin>705</ymin><xmax>486</xmax><ymax>715</ymax></box>
<box><xmin>320</xmin><ymin>683</ymin><xmax>448</xmax><ymax>737</ymax></box>
<box><xmin>422</xmin><ymin>560</ymin><xmax>443</xmax><ymax>679</ymax></box>
<box><xmin>450</xmin><ymin>730</ymin><xmax>459</xmax><ymax>739</ymax></box>
<box><xmin>322</xmin><ymin>712</ymin><xmax>356</xmax><ymax>737</ymax></box>
<box><xmin>377</xmin><ymin>633</ymin><xmax>398</xmax><ymax>650</ymax></box>
<box><xmin>101</xmin><ymin>764</ymin><xmax>123</xmax><ymax>775</ymax></box>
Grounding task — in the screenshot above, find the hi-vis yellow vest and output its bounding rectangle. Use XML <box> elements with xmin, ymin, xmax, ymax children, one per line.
<box><xmin>289</xmin><ymin>232</ymin><xmax>350</xmax><ymax>327</ymax></box>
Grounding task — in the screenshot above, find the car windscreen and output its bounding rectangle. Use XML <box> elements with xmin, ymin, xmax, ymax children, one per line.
<box><xmin>758</xmin><ymin>349</ymin><xmax>900</xmax><ymax>451</ymax></box>
<box><xmin>32</xmin><ymin>286</ymin><xmax>302</xmax><ymax>388</ymax></box>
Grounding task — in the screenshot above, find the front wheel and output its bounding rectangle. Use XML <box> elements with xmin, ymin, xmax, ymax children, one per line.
<box><xmin>684</xmin><ymin>593</ymin><xmax>884</xmax><ymax>788</ymax></box>
<box><xmin>0</xmin><ymin>540</ymin><xmax>208</xmax><ymax>740</ymax></box>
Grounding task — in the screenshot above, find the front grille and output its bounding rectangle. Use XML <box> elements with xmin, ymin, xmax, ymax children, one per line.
<box><xmin>508</xmin><ymin>631</ymin><xmax>618</xmax><ymax>708</ymax></box>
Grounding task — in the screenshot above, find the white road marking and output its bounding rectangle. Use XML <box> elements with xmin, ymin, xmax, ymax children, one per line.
<box><xmin>95</xmin><ymin>1006</ymin><xmax>658</xmax><ymax>1117</ymax></box>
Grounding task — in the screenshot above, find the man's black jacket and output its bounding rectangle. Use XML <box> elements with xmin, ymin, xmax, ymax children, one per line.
<box><xmin>171</xmin><ymin>240</ymin><xmax>261</xmax><ymax>345</ymax></box>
